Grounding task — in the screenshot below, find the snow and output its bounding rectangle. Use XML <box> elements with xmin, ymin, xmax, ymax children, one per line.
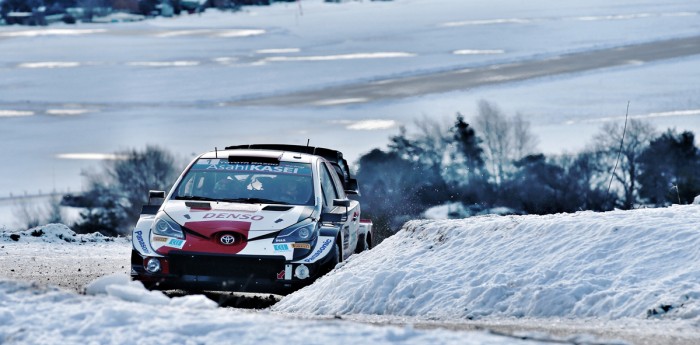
<box><xmin>1</xmin><ymin>1</ymin><xmax>699</xmax><ymax>339</ymax></box>
<box><xmin>2</xmin><ymin>206</ymin><xmax>700</xmax><ymax>343</ymax></box>
<box><xmin>0</xmin><ymin>224</ymin><xmax>127</xmax><ymax>244</ymax></box>
<box><xmin>85</xmin><ymin>274</ymin><xmax>218</xmax><ymax>308</ymax></box>
<box><xmin>276</xmin><ymin>205</ymin><xmax>700</xmax><ymax>324</ymax></box>
<box><xmin>0</xmin><ymin>279</ymin><xmax>551</xmax><ymax>345</ymax></box>
<box><xmin>0</xmin><ymin>225</ymin><xmax>132</xmax><ymax>292</ymax></box>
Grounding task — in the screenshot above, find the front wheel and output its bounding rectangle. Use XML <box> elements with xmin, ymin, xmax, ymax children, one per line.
<box><xmin>320</xmin><ymin>242</ymin><xmax>340</xmax><ymax>276</ymax></box>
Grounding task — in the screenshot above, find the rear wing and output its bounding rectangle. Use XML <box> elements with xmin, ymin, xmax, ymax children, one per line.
<box><xmin>225</xmin><ymin>144</ymin><xmax>352</xmax><ymax>186</ymax></box>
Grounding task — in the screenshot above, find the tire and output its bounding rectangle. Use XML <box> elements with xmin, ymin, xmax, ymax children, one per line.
<box><xmin>320</xmin><ymin>243</ymin><xmax>340</xmax><ymax>275</ymax></box>
<box><xmin>354</xmin><ymin>234</ymin><xmax>368</xmax><ymax>253</ymax></box>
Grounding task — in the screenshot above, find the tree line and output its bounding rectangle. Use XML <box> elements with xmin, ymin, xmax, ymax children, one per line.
<box><xmin>1</xmin><ymin>0</ymin><xmax>296</xmax><ymax>25</ymax></box>
<box><xmin>18</xmin><ymin>101</ymin><xmax>700</xmax><ymax>241</ymax></box>
<box><xmin>355</xmin><ymin>101</ymin><xmax>700</xmax><ymax>242</ymax></box>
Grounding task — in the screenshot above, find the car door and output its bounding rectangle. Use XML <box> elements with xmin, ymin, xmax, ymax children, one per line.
<box><xmin>319</xmin><ymin>161</ymin><xmax>359</xmax><ymax>260</ymax></box>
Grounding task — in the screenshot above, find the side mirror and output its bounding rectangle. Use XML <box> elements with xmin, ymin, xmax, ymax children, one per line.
<box><xmin>344</xmin><ymin>178</ymin><xmax>360</xmax><ymax>196</ymax></box>
<box><xmin>148</xmin><ymin>190</ymin><xmax>166</xmax><ymax>205</ymax></box>
<box><xmin>332</xmin><ymin>198</ymin><xmax>350</xmax><ymax>207</ymax></box>
<box><xmin>141</xmin><ymin>205</ymin><xmax>160</xmax><ymax>215</ymax></box>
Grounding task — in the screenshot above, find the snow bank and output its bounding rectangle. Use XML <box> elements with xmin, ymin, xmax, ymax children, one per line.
<box><xmin>85</xmin><ymin>274</ymin><xmax>217</xmax><ymax>309</ymax></box>
<box><xmin>275</xmin><ymin>205</ymin><xmax>700</xmax><ymax>321</ymax></box>
<box><xmin>0</xmin><ymin>280</ymin><xmax>547</xmax><ymax>345</ymax></box>
<box><xmin>0</xmin><ymin>224</ymin><xmax>128</xmax><ymax>244</ymax></box>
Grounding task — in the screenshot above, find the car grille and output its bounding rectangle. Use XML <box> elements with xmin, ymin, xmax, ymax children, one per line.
<box><xmin>168</xmin><ymin>253</ymin><xmax>285</xmax><ymax>279</ymax></box>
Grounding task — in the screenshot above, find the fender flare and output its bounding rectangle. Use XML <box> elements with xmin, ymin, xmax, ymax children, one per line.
<box><xmin>319</xmin><ymin>225</ymin><xmax>340</xmax><ymax>238</ymax></box>
<box><xmin>319</xmin><ymin>224</ymin><xmax>343</xmax><ymax>261</ymax></box>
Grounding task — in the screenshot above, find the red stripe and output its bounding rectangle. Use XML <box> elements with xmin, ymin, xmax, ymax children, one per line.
<box><xmin>156</xmin><ymin>220</ymin><xmax>251</xmax><ymax>255</ymax></box>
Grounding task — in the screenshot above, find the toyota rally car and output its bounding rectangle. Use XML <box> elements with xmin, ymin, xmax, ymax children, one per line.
<box><xmin>131</xmin><ymin>144</ymin><xmax>372</xmax><ymax>294</ymax></box>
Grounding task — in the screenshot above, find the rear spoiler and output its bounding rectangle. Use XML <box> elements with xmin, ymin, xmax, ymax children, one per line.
<box><xmin>225</xmin><ymin>144</ymin><xmax>352</xmax><ymax>185</ymax></box>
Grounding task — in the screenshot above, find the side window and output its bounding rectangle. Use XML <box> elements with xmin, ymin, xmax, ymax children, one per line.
<box><xmin>326</xmin><ymin>163</ymin><xmax>347</xmax><ymax>199</ymax></box>
<box><xmin>320</xmin><ymin>163</ymin><xmax>339</xmax><ymax>207</ymax></box>
<box><xmin>179</xmin><ymin>173</ymin><xmax>206</xmax><ymax>196</ymax></box>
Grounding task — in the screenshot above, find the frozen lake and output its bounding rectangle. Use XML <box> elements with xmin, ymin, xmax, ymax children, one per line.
<box><xmin>1</xmin><ymin>0</ymin><xmax>699</xmax><ymax>227</ymax></box>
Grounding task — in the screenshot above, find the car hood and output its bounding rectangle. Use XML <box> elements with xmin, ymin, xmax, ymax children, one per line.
<box><xmin>163</xmin><ymin>200</ymin><xmax>313</xmax><ymax>237</ymax></box>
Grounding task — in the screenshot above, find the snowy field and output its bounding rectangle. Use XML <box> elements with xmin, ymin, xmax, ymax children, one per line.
<box><xmin>1</xmin><ymin>0</ymin><xmax>700</xmax><ymax>228</ymax></box>
<box><xmin>2</xmin><ymin>206</ymin><xmax>700</xmax><ymax>344</ymax></box>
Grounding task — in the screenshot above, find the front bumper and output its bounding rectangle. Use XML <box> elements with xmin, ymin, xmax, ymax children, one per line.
<box><xmin>131</xmin><ymin>248</ymin><xmax>336</xmax><ymax>294</ymax></box>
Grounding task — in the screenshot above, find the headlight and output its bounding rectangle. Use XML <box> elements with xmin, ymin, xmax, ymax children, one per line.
<box><xmin>274</xmin><ymin>219</ymin><xmax>317</xmax><ymax>243</ymax></box>
<box><xmin>152</xmin><ymin>212</ymin><xmax>184</xmax><ymax>239</ymax></box>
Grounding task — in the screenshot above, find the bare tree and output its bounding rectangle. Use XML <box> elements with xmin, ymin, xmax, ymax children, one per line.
<box><xmin>76</xmin><ymin>146</ymin><xmax>181</xmax><ymax>235</ymax></box>
<box><xmin>593</xmin><ymin>119</ymin><xmax>656</xmax><ymax>209</ymax></box>
<box><xmin>473</xmin><ymin>100</ymin><xmax>538</xmax><ymax>185</ymax></box>
<box><xmin>13</xmin><ymin>198</ymin><xmax>42</xmax><ymax>230</ymax></box>
<box><xmin>512</xmin><ymin>112</ymin><xmax>539</xmax><ymax>160</ymax></box>
<box><xmin>13</xmin><ymin>195</ymin><xmax>64</xmax><ymax>230</ymax></box>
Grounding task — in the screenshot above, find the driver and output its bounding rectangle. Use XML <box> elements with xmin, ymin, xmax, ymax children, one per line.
<box><xmin>281</xmin><ymin>176</ymin><xmax>312</xmax><ymax>204</ymax></box>
<box><xmin>213</xmin><ymin>176</ymin><xmax>243</xmax><ymax>199</ymax></box>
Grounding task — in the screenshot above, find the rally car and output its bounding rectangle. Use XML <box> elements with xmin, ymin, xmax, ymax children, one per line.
<box><xmin>131</xmin><ymin>144</ymin><xmax>372</xmax><ymax>294</ymax></box>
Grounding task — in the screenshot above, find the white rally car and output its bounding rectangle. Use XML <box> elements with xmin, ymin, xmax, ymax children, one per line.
<box><xmin>131</xmin><ymin>144</ymin><xmax>372</xmax><ymax>294</ymax></box>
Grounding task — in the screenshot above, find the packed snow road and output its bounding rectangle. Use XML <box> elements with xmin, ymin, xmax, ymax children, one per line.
<box><xmin>3</xmin><ymin>206</ymin><xmax>700</xmax><ymax>344</ymax></box>
<box><xmin>232</xmin><ymin>35</ymin><xmax>700</xmax><ymax>107</ymax></box>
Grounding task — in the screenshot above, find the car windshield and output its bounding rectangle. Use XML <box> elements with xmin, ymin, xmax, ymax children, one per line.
<box><xmin>172</xmin><ymin>159</ymin><xmax>314</xmax><ymax>206</ymax></box>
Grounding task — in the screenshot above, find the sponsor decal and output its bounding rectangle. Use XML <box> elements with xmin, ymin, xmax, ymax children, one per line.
<box><xmin>303</xmin><ymin>239</ymin><xmax>333</xmax><ymax>263</ymax></box>
<box><xmin>203</xmin><ymin>213</ymin><xmax>264</xmax><ymax>221</ymax></box>
<box><xmin>152</xmin><ymin>236</ymin><xmax>168</xmax><ymax>243</ymax></box>
<box><xmin>209</xmin><ymin>164</ymin><xmax>302</xmax><ymax>174</ymax></box>
<box><xmin>134</xmin><ymin>230</ymin><xmax>149</xmax><ymax>254</ymax></box>
<box><xmin>166</xmin><ymin>238</ymin><xmax>186</xmax><ymax>249</ymax></box>
<box><xmin>220</xmin><ymin>234</ymin><xmax>236</xmax><ymax>245</ymax></box>
<box><xmin>273</xmin><ymin>244</ymin><xmax>291</xmax><ymax>252</ymax></box>
<box><xmin>277</xmin><ymin>270</ymin><xmax>285</xmax><ymax>279</ymax></box>
<box><xmin>291</xmin><ymin>243</ymin><xmax>311</xmax><ymax>250</ymax></box>
<box><xmin>191</xmin><ymin>160</ymin><xmax>312</xmax><ymax>176</ymax></box>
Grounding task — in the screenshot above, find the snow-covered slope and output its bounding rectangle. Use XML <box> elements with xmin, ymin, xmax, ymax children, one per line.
<box><xmin>275</xmin><ymin>205</ymin><xmax>700</xmax><ymax>322</ymax></box>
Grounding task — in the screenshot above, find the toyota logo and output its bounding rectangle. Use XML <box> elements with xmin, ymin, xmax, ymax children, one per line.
<box><xmin>220</xmin><ymin>234</ymin><xmax>236</xmax><ymax>245</ymax></box>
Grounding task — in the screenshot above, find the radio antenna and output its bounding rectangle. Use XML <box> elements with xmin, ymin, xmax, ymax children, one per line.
<box><xmin>215</xmin><ymin>147</ymin><xmax>218</xmax><ymax>158</ymax></box>
<box><xmin>306</xmin><ymin>139</ymin><xmax>310</xmax><ymax>147</ymax></box>
<box><xmin>606</xmin><ymin>101</ymin><xmax>630</xmax><ymax>204</ymax></box>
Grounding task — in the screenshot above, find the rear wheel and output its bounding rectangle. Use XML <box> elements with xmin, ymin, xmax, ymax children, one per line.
<box><xmin>354</xmin><ymin>234</ymin><xmax>368</xmax><ymax>253</ymax></box>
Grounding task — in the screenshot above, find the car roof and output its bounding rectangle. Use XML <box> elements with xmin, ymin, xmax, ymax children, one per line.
<box><xmin>199</xmin><ymin>148</ymin><xmax>318</xmax><ymax>164</ymax></box>
<box><xmin>223</xmin><ymin>144</ymin><xmax>352</xmax><ymax>184</ymax></box>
